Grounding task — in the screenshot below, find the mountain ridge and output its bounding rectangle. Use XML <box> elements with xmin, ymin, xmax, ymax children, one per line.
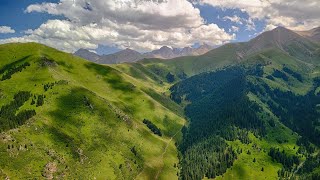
<box><xmin>137</xmin><ymin>26</ymin><xmax>320</xmax><ymax>77</ymax></box>
<box><xmin>296</xmin><ymin>26</ymin><xmax>320</xmax><ymax>42</ymax></box>
<box><xmin>74</xmin><ymin>44</ymin><xmax>213</xmax><ymax>64</ymax></box>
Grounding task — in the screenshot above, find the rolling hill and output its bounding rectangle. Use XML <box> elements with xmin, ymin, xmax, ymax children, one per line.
<box><xmin>0</xmin><ymin>42</ymin><xmax>185</xmax><ymax>179</ymax></box>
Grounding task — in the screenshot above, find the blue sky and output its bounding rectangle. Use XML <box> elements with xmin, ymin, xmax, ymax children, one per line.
<box><xmin>0</xmin><ymin>0</ymin><xmax>59</xmax><ymax>38</ymax></box>
<box><xmin>196</xmin><ymin>4</ymin><xmax>266</xmax><ymax>42</ymax></box>
<box><xmin>0</xmin><ymin>0</ymin><xmax>318</xmax><ymax>54</ymax></box>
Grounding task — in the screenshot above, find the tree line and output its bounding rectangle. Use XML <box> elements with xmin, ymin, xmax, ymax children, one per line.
<box><xmin>268</xmin><ymin>147</ymin><xmax>299</xmax><ymax>169</ymax></box>
<box><xmin>0</xmin><ymin>91</ymin><xmax>36</xmax><ymax>132</ymax></box>
<box><xmin>1</xmin><ymin>62</ymin><xmax>30</xmax><ymax>81</ymax></box>
<box><xmin>143</xmin><ymin>119</ymin><xmax>162</xmax><ymax>136</ymax></box>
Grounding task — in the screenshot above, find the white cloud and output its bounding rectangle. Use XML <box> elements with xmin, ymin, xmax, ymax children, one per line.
<box><xmin>264</xmin><ymin>24</ymin><xmax>277</xmax><ymax>31</ymax></box>
<box><xmin>0</xmin><ymin>26</ymin><xmax>15</xmax><ymax>34</ymax></box>
<box><xmin>223</xmin><ymin>15</ymin><xmax>255</xmax><ymax>32</ymax></box>
<box><xmin>223</xmin><ymin>15</ymin><xmax>243</xmax><ymax>24</ymax></box>
<box><xmin>244</xmin><ymin>18</ymin><xmax>256</xmax><ymax>31</ymax></box>
<box><xmin>0</xmin><ymin>0</ymin><xmax>235</xmax><ymax>52</ymax></box>
<box><xmin>201</xmin><ymin>0</ymin><xmax>320</xmax><ymax>31</ymax></box>
<box><xmin>230</xmin><ymin>26</ymin><xmax>239</xmax><ymax>32</ymax></box>
<box><xmin>88</xmin><ymin>49</ymin><xmax>97</xmax><ymax>54</ymax></box>
<box><xmin>23</xmin><ymin>29</ymin><xmax>34</xmax><ymax>34</ymax></box>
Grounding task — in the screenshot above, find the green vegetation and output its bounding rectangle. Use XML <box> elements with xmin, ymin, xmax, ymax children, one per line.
<box><xmin>1</xmin><ymin>26</ymin><xmax>320</xmax><ymax>179</ymax></box>
<box><xmin>0</xmin><ymin>91</ymin><xmax>36</xmax><ymax>131</ymax></box>
<box><xmin>0</xmin><ymin>43</ymin><xmax>185</xmax><ymax>179</ymax></box>
<box><xmin>143</xmin><ymin>119</ymin><xmax>162</xmax><ymax>136</ymax></box>
<box><xmin>268</xmin><ymin>147</ymin><xmax>299</xmax><ymax>169</ymax></box>
<box><xmin>170</xmin><ymin>61</ymin><xmax>320</xmax><ymax>179</ymax></box>
<box><xmin>171</xmin><ymin>67</ymin><xmax>267</xmax><ymax>179</ymax></box>
<box><xmin>166</xmin><ymin>72</ymin><xmax>175</xmax><ymax>83</ymax></box>
<box><xmin>1</xmin><ymin>62</ymin><xmax>30</xmax><ymax>81</ymax></box>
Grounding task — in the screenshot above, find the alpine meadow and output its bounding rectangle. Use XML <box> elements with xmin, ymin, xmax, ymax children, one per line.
<box><xmin>0</xmin><ymin>0</ymin><xmax>320</xmax><ymax>180</ymax></box>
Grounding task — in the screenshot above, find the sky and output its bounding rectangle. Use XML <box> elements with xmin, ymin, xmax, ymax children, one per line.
<box><xmin>0</xmin><ymin>0</ymin><xmax>319</xmax><ymax>54</ymax></box>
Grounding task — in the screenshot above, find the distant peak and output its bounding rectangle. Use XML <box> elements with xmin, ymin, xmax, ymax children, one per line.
<box><xmin>75</xmin><ymin>48</ymin><xmax>98</xmax><ymax>54</ymax></box>
<box><xmin>267</xmin><ymin>26</ymin><xmax>293</xmax><ymax>34</ymax></box>
<box><xmin>274</xmin><ymin>26</ymin><xmax>287</xmax><ymax>30</ymax></box>
<box><xmin>117</xmin><ymin>48</ymin><xmax>141</xmax><ymax>55</ymax></box>
<box><xmin>76</xmin><ymin>48</ymin><xmax>89</xmax><ymax>52</ymax></box>
<box><xmin>124</xmin><ymin>48</ymin><xmax>134</xmax><ymax>51</ymax></box>
<box><xmin>160</xmin><ymin>46</ymin><xmax>172</xmax><ymax>50</ymax></box>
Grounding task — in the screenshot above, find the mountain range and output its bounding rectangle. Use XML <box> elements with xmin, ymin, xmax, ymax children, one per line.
<box><xmin>0</xmin><ymin>26</ymin><xmax>320</xmax><ymax>179</ymax></box>
<box><xmin>74</xmin><ymin>44</ymin><xmax>213</xmax><ymax>64</ymax></box>
<box><xmin>296</xmin><ymin>26</ymin><xmax>320</xmax><ymax>42</ymax></box>
<box><xmin>138</xmin><ymin>26</ymin><xmax>320</xmax><ymax>77</ymax></box>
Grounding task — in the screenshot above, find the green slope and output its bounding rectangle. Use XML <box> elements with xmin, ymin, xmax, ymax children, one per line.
<box><xmin>135</xmin><ymin>27</ymin><xmax>320</xmax><ymax>80</ymax></box>
<box><xmin>0</xmin><ymin>43</ymin><xmax>185</xmax><ymax>179</ymax></box>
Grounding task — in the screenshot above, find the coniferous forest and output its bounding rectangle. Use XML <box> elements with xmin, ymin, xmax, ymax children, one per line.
<box><xmin>171</xmin><ymin>65</ymin><xmax>320</xmax><ymax>179</ymax></box>
<box><xmin>171</xmin><ymin>67</ymin><xmax>266</xmax><ymax>179</ymax></box>
<box><xmin>0</xmin><ymin>91</ymin><xmax>36</xmax><ymax>132</ymax></box>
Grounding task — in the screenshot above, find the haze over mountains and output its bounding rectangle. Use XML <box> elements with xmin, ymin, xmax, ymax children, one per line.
<box><xmin>140</xmin><ymin>26</ymin><xmax>320</xmax><ymax>76</ymax></box>
<box><xmin>296</xmin><ymin>27</ymin><xmax>320</xmax><ymax>42</ymax></box>
<box><xmin>75</xmin><ymin>26</ymin><xmax>320</xmax><ymax>66</ymax></box>
<box><xmin>74</xmin><ymin>44</ymin><xmax>213</xmax><ymax>64</ymax></box>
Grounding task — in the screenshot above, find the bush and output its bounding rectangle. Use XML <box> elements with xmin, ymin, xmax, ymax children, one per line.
<box><xmin>143</xmin><ymin>119</ymin><xmax>162</xmax><ymax>136</ymax></box>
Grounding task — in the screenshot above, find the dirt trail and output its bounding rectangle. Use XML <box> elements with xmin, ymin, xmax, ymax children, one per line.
<box><xmin>135</xmin><ymin>126</ymin><xmax>182</xmax><ymax>180</ymax></box>
<box><xmin>154</xmin><ymin>128</ymin><xmax>181</xmax><ymax>180</ymax></box>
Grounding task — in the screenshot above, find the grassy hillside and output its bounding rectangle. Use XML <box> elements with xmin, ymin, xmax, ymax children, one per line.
<box><xmin>0</xmin><ymin>43</ymin><xmax>185</xmax><ymax>179</ymax></box>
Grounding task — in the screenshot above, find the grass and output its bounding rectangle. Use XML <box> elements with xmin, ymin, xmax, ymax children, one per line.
<box><xmin>0</xmin><ymin>42</ymin><xmax>185</xmax><ymax>179</ymax></box>
<box><xmin>214</xmin><ymin>129</ymin><xmax>298</xmax><ymax>180</ymax></box>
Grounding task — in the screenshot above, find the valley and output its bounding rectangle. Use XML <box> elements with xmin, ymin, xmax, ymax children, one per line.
<box><xmin>0</xmin><ymin>26</ymin><xmax>320</xmax><ymax>180</ymax></box>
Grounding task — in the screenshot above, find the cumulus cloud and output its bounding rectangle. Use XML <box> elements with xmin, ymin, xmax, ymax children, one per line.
<box><xmin>0</xmin><ymin>26</ymin><xmax>15</xmax><ymax>34</ymax></box>
<box><xmin>201</xmin><ymin>0</ymin><xmax>320</xmax><ymax>31</ymax></box>
<box><xmin>23</xmin><ymin>29</ymin><xmax>34</xmax><ymax>34</ymax></box>
<box><xmin>0</xmin><ymin>0</ymin><xmax>234</xmax><ymax>52</ymax></box>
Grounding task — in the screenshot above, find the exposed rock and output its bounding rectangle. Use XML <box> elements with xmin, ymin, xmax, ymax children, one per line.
<box><xmin>42</xmin><ymin>162</ymin><xmax>57</xmax><ymax>179</ymax></box>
